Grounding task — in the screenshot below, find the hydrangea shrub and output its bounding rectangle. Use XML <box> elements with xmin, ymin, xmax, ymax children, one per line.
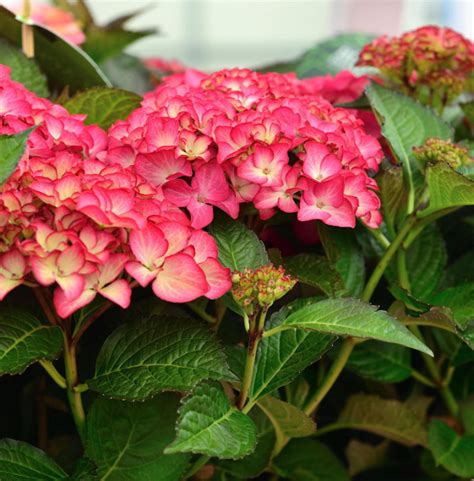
<box><xmin>0</xmin><ymin>6</ymin><xmax>473</xmax><ymax>481</ymax></box>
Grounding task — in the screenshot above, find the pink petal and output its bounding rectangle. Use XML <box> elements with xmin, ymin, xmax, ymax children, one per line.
<box><xmin>136</xmin><ymin>149</ymin><xmax>192</xmax><ymax>187</ymax></box>
<box><xmin>54</xmin><ymin>288</ymin><xmax>96</xmax><ymax>318</ymax></box>
<box><xmin>199</xmin><ymin>258</ymin><xmax>231</xmax><ymax>299</ymax></box>
<box><xmin>31</xmin><ymin>254</ymin><xmax>58</xmax><ymax>286</ymax></box>
<box><xmin>194</xmin><ymin>162</ymin><xmax>229</xmax><ymax>202</ymax></box>
<box><xmin>56</xmin><ymin>273</ymin><xmax>85</xmax><ymax>301</ymax></box>
<box><xmin>188</xmin><ymin>230</ymin><xmax>218</xmax><ymax>264</ymax></box>
<box><xmin>129</xmin><ymin>224</ymin><xmax>168</xmax><ymax>268</ymax></box>
<box><xmin>0</xmin><ymin>277</ymin><xmax>22</xmax><ymax>301</ymax></box>
<box><xmin>98</xmin><ymin>254</ymin><xmax>129</xmax><ymax>286</ymax></box>
<box><xmin>125</xmin><ymin>261</ymin><xmax>156</xmax><ymax>287</ymax></box>
<box><xmin>152</xmin><ymin>253</ymin><xmax>208</xmax><ymax>303</ymax></box>
<box><xmin>158</xmin><ymin>221</ymin><xmax>191</xmax><ymax>256</ymax></box>
<box><xmin>1</xmin><ymin>250</ymin><xmax>26</xmax><ymax>277</ymax></box>
<box><xmin>187</xmin><ymin>198</ymin><xmax>214</xmax><ymax>229</ymax></box>
<box><xmin>57</xmin><ymin>244</ymin><xmax>85</xmax><ymax>276</ymax></box>
<box><xmin>162</xmin><ymin>179</ymin><xmax>193</xmax><ymax>207</ymax></box>
<box><xmin>98</xmin><ymin>279</ymin><xmax>131</xmax><ymax>309</ymax></box>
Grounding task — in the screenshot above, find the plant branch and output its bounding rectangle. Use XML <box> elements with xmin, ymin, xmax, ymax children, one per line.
<box><xmin>238</xmin><ymin>309</ymin><xmax>267</xmax><ymax>410</ymax></box>
<box><xmin>361</xmin><ymin>215</ymin><xmax>417</xmax><ymax>302</ymax></box>
<box><xmin>38</xmin><ymin>360</ymin><xmax>67</xmax><ymax>389</ymax></box>
<box><xmin>187</xmin><ymin>302</ymin><xmax>217</xmax><ymax>324</ymax></box>
<box><xmin>63</xmin><ymin>332</ymin><xmax>86</xmax><ymax>440</ymax></box>
<box><xmin>34</xmin><ymin>287</ymin><xmax>61</xmax><ymax>325</ymax></box>
<box><xmin>304</xmin><ymin>337</ymin><xmax>355</xmax><ymax>416</ymax></box>
<box><xmin>72</xmin><ymin>300</ymin><xmax>113</xmax><ymax>345</ymax></box>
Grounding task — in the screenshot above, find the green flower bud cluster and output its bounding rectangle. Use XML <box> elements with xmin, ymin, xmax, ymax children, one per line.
<box><xmin>413</xmin><ymin>138</ymin><xmax>472</xmax><ymax>170</ymax></box>
<box><xmin>231</xmin><ymin>264</ymin><xmax>297</xmax><ymax>315</ymax></box>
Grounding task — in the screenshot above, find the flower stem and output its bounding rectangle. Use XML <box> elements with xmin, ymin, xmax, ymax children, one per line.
<box><xmin>238</xmin><ymin>309</ymin><xmax>267</xmax><ymax>410</ymax></box>
<box><xmin>304</xmin><ymin>337</ymin><xmax>355</xmax><ymax>416</ymax></box>
<box><xmin>21</xmin><ymin>0</ymin><xmax>34</xmax><ymax>58</ymax></box>
<box><xmin>63</xmin><ymin>333</ymin><xmax>86</xmax><ymax>441</ymax></box>
<box><xmin>38</xmin><ymin>360</ymin><xmax>67</xmax><ymax>389</ymax></box>
<box><xmin>361</xmin><ymin>215</ymin><xmax>417</xmax><ymax>302</ymax></box>
<box><xmin>409</xmin><ymin>325</ymin><xmax>459</xmax><ymax>418</ymax></box>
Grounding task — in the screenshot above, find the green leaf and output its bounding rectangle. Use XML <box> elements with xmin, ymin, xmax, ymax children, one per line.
<box><xmin>318</xmin><ymin>225</ymin><xmax>365</xmax><ymax>297</ymax></box>
<box><xmin>217</xmin><ymin>409</ymin><xmax>275</xmax><ymax>479</ymax></box>
<box><xmin>258</xmin><ymin>395</ymin><xmax>316</xmax><ymax>439</ymax></box>
<box><xmin>0</xmin><ymin>439</ymin><xmax>66</xmax><ymax>480</ymax></box>
<box><xmin>284</xmin><ymin>253</ymin><xmax>344</xmax><ymax>297</ymax></box>
<box><xmin>346</xmin><ymin>341</ymin><xmax>412</xmax><ymax>383</ymax></box>
<box><xmin>366</xmin><ymin>83</ymin><xmax>453</xmax><ymax>200</ymax></box>
<box><xmin>335</xmin><ymin>393</ymin><xmax>428</xmax><ymax>446</ymax></box>
<box><xmin>63</xmin><ymin>87</ymin><xmax>141</xmax><ymax>130</ymax></box>
<box><xmin>418</xmin><ymin>163</ymin><xmax>474</xmax><ymax>218</ymax></box>
<box><xmin>82</xmin><ymin>25</ymin><xmax>156</xmax><ymax>64</ymax></box>
<box><xmin>295</xmin><ymin>33</ymin><xmax>375</xmax><ymax>77</ymax></box>
<box><xmin>281</xmin><ymin>298</ymin><xmax>432</xmax><ymax>355</ymax></box>
<box><xmin>428</xmin><ymin>419</ymin><xmax>474</xmax><ymax>478</ymax></box>
<box><xmin>165</xmin><ymin>382</ymin><xmax>257</xmax><ymax>459</ymax></box>
<box><xmin>378</xmin><ymin>166</ymin><xmax>407</xmax><ymax>235</ymax></box>
<box><xmin>428</xmin><ymin>283</ymin><xmax>474</xmax><ymax>329</ymax></box>
<box><xmin>250</xmin><ymin>300</ymin><xmax>335</xmax><ymax>402</ymax></box>
<box><xmin>100</xmin><ymin>53</ymin><xmax>154</xmax><ymax>95</ymax></box>
<box><xmin>345</xmin><ymin>439</ymin><xmax>388</xmax><ymax>477</ymax></box>
<box><xmin>0</xmin><ymin>308</ymin><xmax>63</xmax><ymax>375</ymax></box>
<box><xmin>388</xmin><ymin>224</ymin><xmax>447</xmax><ymax>300</ymax></box>
<box><xmin>0</xmin><ymin>128</ymin><xmax>34</xmax><ymax>185</ymax></box>
<box><xmin>209</xmin><ymin>216</ymin><xmax>269</xmax><ymax>271</ymax></box>
<box><xmin>0</xmin><ymin>39</ymin><xmax>48</xmax><ymax>96</ymax></box>
<box><xmin>86</xmin><ymin>393</ymin><xmax>190</xmax><ymax>481</ymax></box>
<box><xmin>68</xmin><ymin>457</ymin><xmax>97</xmax><ymax>481</ymax></box>
<box><xmin>460</xmin><ymin>398</ymin><xmax>474</xmax><ymax>435</ymax></box>
<box><xmin>0</xmin><ymin>6</ymin><xmax>110</xmax><ymax>94</ymax></box>
<box><xmin>88</xmin><ymin>315</ymin><xmax>233</xmax><ymax>400</ymax></box>
<box><xmin>274</xmin><ymin>438</ymin><xmax>350</xmax><ymax>481</ymax></box>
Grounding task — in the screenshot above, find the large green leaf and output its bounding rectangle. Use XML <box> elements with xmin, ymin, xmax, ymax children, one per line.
<box><xmin>258</xmin><ymin>395</ymin><xmax>316</xmax><ymax>440</ymax></box>
<box><xmin>0</xmin><ymin>6</ymin><xmax>110</xmax><ymax>94</ymax></box>
<box><xmin>0</xmin><ymin>128</ymin><xmax>34</xmax><ymax>185</ymax></box>
<box><xmin>387</xmin><ymin>224</ymin><xmax>447</xmax><ymax>300</ymax></box>
<box><xmin>0</xmin><ymin>439</ymin><xmax>66</xmax><ymax>480</ymax></box>
<box><xmin>345</xmin><ymin>439</ymin><xmax>388</xmax><ymax>477</ymax></box>
<box><xmin>209</xmin><ymin>216</ymin><xmax>269</xmax><ymax>271</ymax></box>
<box><xmin>418</xmin><ymin>163</ymin><xmax>474</xmax><ymax>218</ymax></box>
<box><xmin>295</xmin><ymin>33</ymin><xmax>375</xmax><ymax>77</ymax></box>
<box><xmin>165</xmin><ymin>382</ymin><xmax>257</xmax><ymax>459</ymax></box>
<box><xmin>274</xmin><ymin>439</ymin><xmax>350</xmax><ymax>481</ymax></box>
<box><xmin>250</xmin><ymin>300</ymin><xmax>335</xmax><ymax>402</ymax></box>
<box><xmin>63</xmin><ymin>87</ymin><xmax>141</xmax><ymax>130</ymax></box>
<box><xmin>333</xmin><ymin>393</ymin><xmax>428</xmax><ymax>446</ymax></box>
<box><xmin>346</xmin><ymin>341</ymin><xmax>412</xmax><ymax>383</ymax></box>
<box><xmin>82</xmin><ymin>25</ymin><xmax>155</xmax><ymax>64</ymax></box>
<box><xmin>0</xmin><ymin>308</ymin><xmax>63</xmax><ymax>375</ymax></box>
<box><xmin>217</xmin><ymin>409</ymin><xmax>275</xmax><ymax>479</ymax></box>
<box><xmin>86</xmin><ymin>393</ymin><xmax>190</xmax><ymax>481</ymax></box>
<box><xmin>0</xmin><ymin>39</ymin><xmax>48</xmax><ymax>96</ymax></box>
<box><xmin>281</xmin><ymin>298</ymin><xmax>432</xmax><ymax>354</ymax></box>
<box><xmin>428</xmin><ymin>420</ymin><xmax>474</xmax><ymax>478</ymax></box>
<box><xmin>87</xmin><ymin>315</ymin><xmax>233</xmax><ymax>400</ymax></box>
<box><xmin>318</xmin><ymin>225</ymin><xmax>365</xmax><ymax>297</ymax></box>
<box><xmin>366</xmin><ymin>83</ymin><xmax>453</xmax><ymax>200</ymax></box>
<box><xmin>283</xmin><ymin>253</ymin><xmax>344</xmax><ymax>297</ymax></box>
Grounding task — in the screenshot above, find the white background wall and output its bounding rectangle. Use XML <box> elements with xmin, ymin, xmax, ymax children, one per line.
<box><xmin>44</xmin><ymin>0</ymin><xmax>474</xmax><ymax>70</ymax></box>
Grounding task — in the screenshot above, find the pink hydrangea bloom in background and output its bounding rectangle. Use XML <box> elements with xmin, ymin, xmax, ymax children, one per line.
<box><xmin>107</xmin><ymin>67</ymin><xmax>382</xmax><ymax>230</ymax></box>
<box><xmin>357</xmin><ymin>26</ymin><xmax>474</xmax><ymax>108</ymax></box>
<box><xmin>1</xmin><ymin>1</ymin><xmax>85</xmax><ymax>45</ymax></box>
<box><xmin>0</xmin><ymin>65</ymin><xmax>230</xmax><ymax>317</ymax></box>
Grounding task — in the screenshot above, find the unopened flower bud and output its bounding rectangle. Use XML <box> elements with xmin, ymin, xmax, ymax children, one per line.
<box><xmin>414</xmin><ymin>138</ymin><xmax>472</xmax><ymax>169</ymax></box>
<box><xmin>231</xmin><ymin>264</ymin><xmax>297</xmax><ymax>315</ymax></box>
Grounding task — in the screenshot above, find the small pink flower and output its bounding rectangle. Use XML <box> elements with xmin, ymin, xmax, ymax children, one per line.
<box><xmin>238</xmin><ymin>144</ymin><xmax>288</xmax><ymax>187</ymax></box>
<box><xmin>298</xmin><ymin>177</ymin><xmax>355</xmax><ymax>227</ymax></box>
<box><xmin>301</xmin><ymin>140</ymin><xmax>342</xmax><ymax>182</ymax></box>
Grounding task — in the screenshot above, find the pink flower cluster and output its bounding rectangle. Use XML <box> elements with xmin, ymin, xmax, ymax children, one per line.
<box><xmin>106</xmin><ymin>68</ymin><xmax>383</xmax><ymax>231</ymax></box>
<box><xmin>357</xmin><ymin>26</ymin><xmax>474</xmax><ymax>108</ymax></box>
<box><xmin>0</xmin><ymin>66</ymin><xmax>230</xmax><ymax>317</ymax></box>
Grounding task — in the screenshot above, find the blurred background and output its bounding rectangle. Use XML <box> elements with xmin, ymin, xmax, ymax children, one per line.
<box><xmin>87</xmin><ymin>0</ymin><xmax>474</xmax><ymax>71</ymax></box>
